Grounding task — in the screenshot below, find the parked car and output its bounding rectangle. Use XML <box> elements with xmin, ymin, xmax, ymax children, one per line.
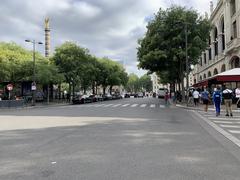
<box><xmin>137</xmin><ymin>92</ymin><xmax>144</xmax><ymax>98</ymax></box>
<box><xmin>72</xmin><ymin>95</ymin><xmax>92</xmax><ymax>104</ymax></box>
<box><xmin>89</xmin><ymin>94</ymin><xmax>98</xmax><ymax>102</ymax></box>
<box><xmin>96</xmin><ymin>94</ymin><xmax>103</xmax><ymax>101</ymax></box>
<box><xmin>124</xmin><ymin>93</ymin><xmax>130</xmax><ymax>98</ymax></box>
<box><xmin>35</xmin><ymin>91</ymin><xmax>44</xmax><ymax>102</ymax></box>
<box><xmin>112</xmin><ymin>94</ymin><xmax>122</xmax><ymax>100</ymax></box>
<box><xmin>102</xmin><ymin>94</ymin><xmax>113</xmax><ymax>101</ymax></box>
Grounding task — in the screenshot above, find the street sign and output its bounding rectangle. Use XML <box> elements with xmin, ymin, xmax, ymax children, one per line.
<box><xmin>7</xmin><ymin>84</ymin><xmax>13</xmax><ymax>91</ymax></box>
<box><xmin>31</xmin><ymin>82</ymin><xmax>37</xmax><ymax>91</ymax></box>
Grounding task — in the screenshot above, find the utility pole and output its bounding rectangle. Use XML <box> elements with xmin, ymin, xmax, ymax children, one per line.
<box><xmin>25</xmin><ymin>39</ymin><xmax>43</xmax><ymax>106</ymax></box>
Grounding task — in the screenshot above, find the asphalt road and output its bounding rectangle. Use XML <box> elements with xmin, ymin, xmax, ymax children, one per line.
<box><xmin>1</xmin><ymin>97</ymin><xmax>240</xmax><ymax>180</ymax></box>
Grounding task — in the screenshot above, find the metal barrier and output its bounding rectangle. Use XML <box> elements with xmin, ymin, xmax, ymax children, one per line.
<box><xmin>0</xmin><ymin>100</ymin><xmax>24</xmax><ymax>108</ymax></box>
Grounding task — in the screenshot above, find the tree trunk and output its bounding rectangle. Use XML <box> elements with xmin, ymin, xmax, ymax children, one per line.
<box><xmin>110</xmin><ymin>86</ymin><xmax>113</xmax><ymax>95</ymax></box>
<box><xmin>103</xmin><ymin>87</ymin><xmax>106</xmax><ymax>95</ymax></box>
<box><xmin>92</xmin><ymin>83</ymin><xmax>95</xmax><ymax>94</ymax></box>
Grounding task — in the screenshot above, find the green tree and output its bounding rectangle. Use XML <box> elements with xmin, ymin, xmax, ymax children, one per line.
<box><xmin>139</xmin><ymin>74</ymin><xmax>152</xmax><ymax>92</ymax></box>
<box><xmin>52</xmin><ymin>42</ymin><xmax>90</xmax><ymax>96</ymax></box>
<box><xmin>137</xmin><ymin>6</ymin><xmax>211</xmax><ymax>90</ymax></box>
<box><xmin>126</xmin><ymin>73</ymin><xmax>140</xmax><ymax>93</ymax></box>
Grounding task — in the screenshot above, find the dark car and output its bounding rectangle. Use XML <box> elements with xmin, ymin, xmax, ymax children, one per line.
<box><xmin>89</xmin><ymin>94</ymin><xmax>98</xmax><ymax>102</ymax></box>
<box><xmin>102</xmin><ymin>94</ymin><xmax>113</xmax><ymax>101</ymax></box>
<box><xmin>124</xmin><ymin>93</ymin><xmax>130</xmax><ymax>98</ymax></box>
<box><xmin>112</xmin><ymin>94</ymin><xmax>122</xmax><ymax>100</ymax></box>
<box><xmin>72</xmin><ymin>95</ymin><xmax>92</xmax><ymax>104</ymax></box>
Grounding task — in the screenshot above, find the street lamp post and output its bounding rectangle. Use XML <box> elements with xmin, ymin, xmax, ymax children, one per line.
<box><xmin>25</xmin><ymin>39</ymin><xmax>43</xmax><ymax>106</ymax></box>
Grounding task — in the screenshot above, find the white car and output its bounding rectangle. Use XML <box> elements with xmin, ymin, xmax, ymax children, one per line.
<box><xmin>157</xmin><ymin>88</ymin><xmax>167</xmax><ymax>98</ymax></box>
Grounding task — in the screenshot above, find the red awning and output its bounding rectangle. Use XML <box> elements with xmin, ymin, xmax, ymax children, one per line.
<box><xmin>193</xmin><ymin>68</ymin><xmax>240</xmax><ymax>87</ymax></box>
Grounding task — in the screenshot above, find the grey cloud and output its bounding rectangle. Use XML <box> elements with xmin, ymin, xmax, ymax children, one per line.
<box><xmin>0</xmin><ymin>0</ymin><xmax>209</xmax><ymax>76</ymax></box>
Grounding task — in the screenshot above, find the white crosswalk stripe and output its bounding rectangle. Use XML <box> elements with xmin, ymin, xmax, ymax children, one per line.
<box><xmin>103</xmin><ymin>104</ymin><xmax>114</xmax><ymax>107</ymax></box>
<box><xmin>131</xmin><ymin>104</ymin><xmax>139</xmax><ymax>107</ymax></box>
<box><xmin>140</xmin><ymin>104</ymin><xmax>147</xmax><ymax>108</ymax></box>
<box><xmin>94</xmin><ymin>104</ymin><xmax>106</xmax><ymax>107</ymax></box>
<box><xmin>208</xmin><ymin>117</ymin><xmax>240</xmax><ymax>121</ymax></box>
<box><xmin>159</xmin><ymin>105</ymin><xmax>165</xmax><ymax>108</ymax></box>
<box><xmin>112</xmin><ymin>104</ymin><xmax>122</xmax><ymax>107</ymax></box>
<box><xmin>122</xmin><ymin>104</ymin><xmax>130</xmax><ymax>107</ymax></box>
<box><xmin>150</xmin><ymin>104</ymin><xmax>156</xmax><ymax>108</ymax></box>
<box><xmin>228</xmin><ymin>130</ymin><xmax>240</xmax><ymax>134</ymax></box>
<box><xmin>213</xmin><ymin>121</ymin><xmax>235</xmax><ymax>124</ymax></box>
<box><xmin>220</xmin><ymin>125</ymin><xmax>240</xmax><ymax>128</ymax></box>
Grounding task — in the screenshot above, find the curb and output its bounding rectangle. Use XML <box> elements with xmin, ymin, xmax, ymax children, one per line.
<box><xmin>176</xmin><ymin>104</ymin><xmax>240</xmax><ymax>113</ymax></box>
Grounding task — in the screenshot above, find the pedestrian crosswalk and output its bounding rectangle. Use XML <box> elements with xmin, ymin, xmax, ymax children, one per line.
<box><xmin>74</xmin><ymin>103</ymin><xmax>168</xmax><ymax>109</ymax></box>
<box><xmin>198</xmin><ymin>111</ymin><xmax>240</xmax><ymax>138</ymax></box>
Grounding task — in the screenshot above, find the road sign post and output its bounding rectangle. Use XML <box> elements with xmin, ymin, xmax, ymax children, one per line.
<box><xmin>7</xmin><ymin>84</ymin><xmax>13</xmax><ymax>100</ymax></box>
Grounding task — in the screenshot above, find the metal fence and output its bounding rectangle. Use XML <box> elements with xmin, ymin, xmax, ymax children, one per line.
<box><xmin>0</xmin><ymin>100</ymin><xmax>24</xmax><ymax>108</ymax></box>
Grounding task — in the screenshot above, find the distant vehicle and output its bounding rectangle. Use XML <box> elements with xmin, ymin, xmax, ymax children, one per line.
<box><xmin>112</xmin><ymin>94</ymin><xmax>122</xmax><ymax>100</ymax></box>
<box><xmin>137</xmin><ymin>92</ymin><xmax>144</xmax><ymax>98</ymax></box>
<box><xmin>158</xmin><ymin>88</ymin><xmax>168</xmax><ymax>99</ymax></box>
<box><xmin>102</xmin><ymin>94</ymin><xmax>113</xmax><ymax>101</ymax></box>
<box><xmin>35</xmin><ymin>91</ymin><xmax>44</xmax><ymax>102</ymax></box>
<box><xmin>89</xmin><ymin>94</ymin><xmax>98</xmax><ymax>102</ymax></box>
<box><xmin>72</xmin><ymin>95</ymin><xmax>92</xmax><ymax>104</ymax></box>
<box><xmin>124</xmin><ymin>93</ymin><xmax>130</xmax><ymax>98</ymax></box>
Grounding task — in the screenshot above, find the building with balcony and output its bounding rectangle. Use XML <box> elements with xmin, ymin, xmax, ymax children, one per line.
<box><xmin>193</xmin><ymin>0</ymin><xmax>240</xmax><ymax>89</ymax></box>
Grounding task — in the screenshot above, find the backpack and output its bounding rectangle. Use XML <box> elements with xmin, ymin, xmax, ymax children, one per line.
<box><xmin>201</xmin><ymin>91</ymin><xmax>209</xmax><ymax>100</ymax></box>
<box><xmin>214</xmin><ymin>91</ymin><xmax>221</xmax><ymax>102</ymax></box>
<box><xmin>222</xmin><ymin>89</ymin><xmax>233</xmax><ymax>99</ymax></box>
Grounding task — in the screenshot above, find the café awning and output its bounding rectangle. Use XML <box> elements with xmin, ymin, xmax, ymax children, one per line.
<box><xmin>193</xmin><ymin>68</ymin><xmax>240</xmax><ymax>87</ymax></box>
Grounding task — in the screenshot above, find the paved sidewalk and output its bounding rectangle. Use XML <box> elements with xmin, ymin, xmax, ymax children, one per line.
<box><xmin>0</xmin><ymin>101</ymin><xmax>71</xmax><ymax>111</ymax></box>
<box><xmin>176</xmin><ymin>103</ymin><xmax>240</xmax><ymax>113</ymax></box>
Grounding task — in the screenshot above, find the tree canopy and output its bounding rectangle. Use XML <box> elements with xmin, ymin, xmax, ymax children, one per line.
<box><xmin>137</xmin><ymin>6</ymin><xmax>211</xmax><ymax>85</ymax></box>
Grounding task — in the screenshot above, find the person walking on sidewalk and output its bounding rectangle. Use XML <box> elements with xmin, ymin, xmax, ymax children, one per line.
<box><xmin>235</xmin><ymin>86</ymin><xmax>240</xmax><ymax>108</ymax></box>
<box><xmin>201</xmin><ymin>88</ymin><xmax>210</xmax><ymax>112</ymax></box>
<box><xmin>222</xmin><ymin>86</ymin><xmax>233</xmax><ymax>117</ymax></box>
<box><xmin>213</xmin><ymin>86</ymin><xmax>222</xmax><ymax>117</ymax></box>
<box><xmin>193</xmin><ymin>89</ymin><xmax>200</xmax><ymax>106</ymax></box>
<box><xmin>164</xmin><ymin>91</ymin><xmax>170</xmax><ymax>106</ymax></box>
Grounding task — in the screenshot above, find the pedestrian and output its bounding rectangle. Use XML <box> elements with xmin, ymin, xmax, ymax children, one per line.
<box><xmin>193</xmin><ymin>89</ymin><xmax>200</xmax><ymax>106</ymax></box>
<box><xmin>201</xmin><ymin>87</ymin><xmax>210</xmax><ymax>112</ymax></box>
<box><xmin>235</xmin><ymin>86</ymin><xmax>240</xmax><ymax>108</ymax></box>
<box><xmin>187</xmin><ymin>89</ymin><xmax>194</xmax><ymax>106</ymax></box>
<box><xmin>222</xmin><ymin>86</ymin><xmax>233</xmax><ymax>117</ymax></box>
<box><xmin>213</xmin><ymin>86</ymin><xmax>222</xmax><ymax>117</ymax></box>
<box><xmin>164</xmin><ymin>91</ymin><xmax>170</xmax><ymax>106</ymax></box>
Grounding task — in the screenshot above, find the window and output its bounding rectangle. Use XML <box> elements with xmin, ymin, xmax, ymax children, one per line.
<box><xmin>214</xmin><ymin>27</ymin><xmax>218</xmax><ymax>56</ymax></box>
<box><xmin>208</xmin><ymin>36</ymin><xmax>212</xmax><ymax>60</ymax></box>
<box><xmin>204</xmin><ymin>53</ymin><xmax>207</xmax><ymax>64</ymax></box>
<box><xmin>199</xmin><ymin>57</ymin><xmax>202</xmax><ymax>66</ymax></box>
<box><xmin>232</xmin><ymin>21</ymin><xmax>237</xmax><ymax>39</ymax></box>
<box><xmin>230</xmin><ymin>0</ymin><xmax>236</xmax><ymax>16</ymax></box>
<box><xmin>221</xmin><ymin>18</ymin><xmax>225</xmax><ymax>50</ymax></box>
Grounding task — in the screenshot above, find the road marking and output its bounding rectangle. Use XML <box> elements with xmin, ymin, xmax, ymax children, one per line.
<box><xmin>220</xmin><ymin>125</ymin><xmax>240</xmax><ymax>128</ymax></box>
<box><xmin>204</xmin><ymin>115</ymin><xmax>240</xmax><ymax>118</ymax></box>
<box><xmin>159</xmin><ymin>105</ymin><xmax>165</xmax><ymax>108</ymax></box>
<box><xmin>208</xmin><ymin>117</ymin><xmax>240</xmax><ymax>121</ymax></box>
<box><xmin>150</xmin><ymin>104</ymin><xmax>156</xmax><ymax>108</ymax></box>
<box><xmin>103</xmin><ymin>104</ymin><xmax>114</xmax><ymax>107</ymax></box>
<box><xmin>140</xmin><ymin>104</ymin><xmax>147</xmax><ymax>108</ymax></box>
<box><xmin>94</xmin><ymin>104</ymin><xmax>105</xmax><ymax>107</ymax></box>
<box><xmin>112</xmin><ymin>104</ymin><xmax>122</xmax><ymax>107</ymax></box>
<box><xmin>213</xmin><ymin>121</ymin><xmax>234</xmax><ymax>124</ymax></box>
<box><xmin>122</xmin><ymin>104</ymin><xmax>130</xmax><ymax>107</ymax></box>
<box><xmin>228</xmin><ymin>130</ymin><xmax>240</xmax><ymax>134</ymax></box>
<box><xmin>194</xmin><ymin>111</ymin><xmax>240</xmax><ymax>148</ymax></box>
<box><xmin>131</xmin><ymin>104</ymin><xmax>138</xmax><ymax>107</ymax></box>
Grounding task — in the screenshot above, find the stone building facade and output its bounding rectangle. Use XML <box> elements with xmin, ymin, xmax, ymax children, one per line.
<box><xmin>193</xmin><ymin>0</ymin><xmax>240</xmax><ymax>85</ymax></box>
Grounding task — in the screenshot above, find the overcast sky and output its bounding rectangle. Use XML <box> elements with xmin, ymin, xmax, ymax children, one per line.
<box><xmin>0</xmin><ymin>0</ymin><xmax>218</xmax><ymax>76</ymax></box>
